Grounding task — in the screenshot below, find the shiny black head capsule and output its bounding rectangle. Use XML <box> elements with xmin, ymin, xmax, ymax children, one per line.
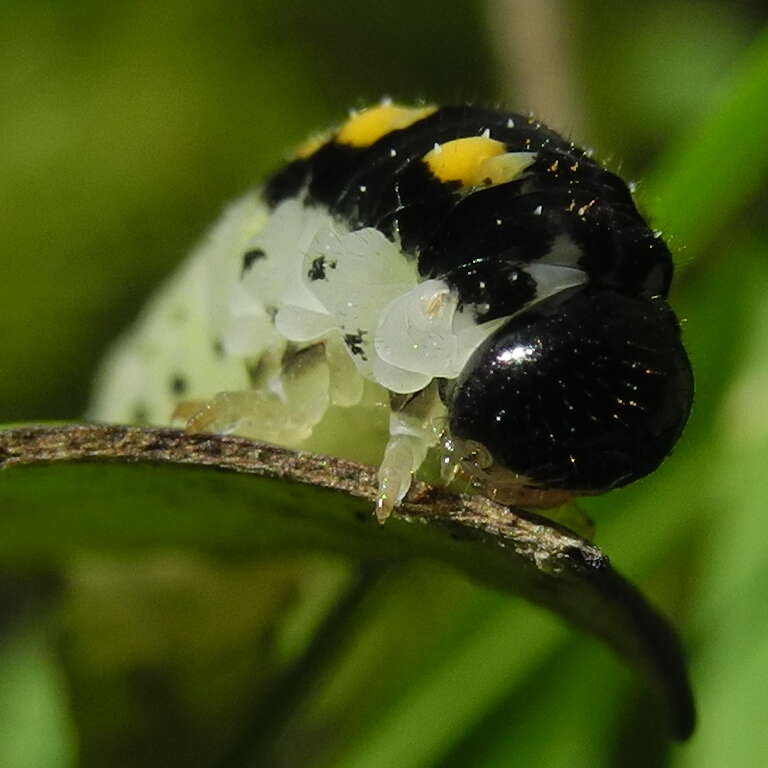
<box><xmin>447</xmin><ymin>286</ymin><xmax>693</xmax><ymax>492</ymax></box>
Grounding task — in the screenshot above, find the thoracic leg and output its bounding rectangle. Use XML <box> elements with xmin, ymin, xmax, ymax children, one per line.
<box><xmin>376</xmin><ymin>383</ymin><xmax>446</xmax><ymax>523</ymax></box>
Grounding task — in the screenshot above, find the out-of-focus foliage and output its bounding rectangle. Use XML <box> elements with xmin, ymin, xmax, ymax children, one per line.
<box><xmin>1</xmin><ymin>1</ymin><xmax>767</xmax><ymax>766</ymax></box>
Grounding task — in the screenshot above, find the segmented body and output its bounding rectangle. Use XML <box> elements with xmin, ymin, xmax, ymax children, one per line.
<box><xmin>89</xmin><ymin>102</ymin><xmax>693</xmax><ymax>520</ymax></box>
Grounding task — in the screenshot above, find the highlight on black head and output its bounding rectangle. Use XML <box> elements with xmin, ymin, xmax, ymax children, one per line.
<box><xmin>446</xmin><ymin>286</ymin><xmax>693</xmax><ymax>493</ymax></box>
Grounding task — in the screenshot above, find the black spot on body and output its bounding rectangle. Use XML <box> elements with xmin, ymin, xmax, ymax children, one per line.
<box><xmin>241</xmin><ymin>248</ymin><xmax>266</xmax><ymax>278</ymax></box>
<box><xmin>170</xmin><ymin>374</ymin><xmax>188</xmax><ymax>396</ymax></box>
<box><xmin>308</xmin><ymin>256</ymin><xmax>327</xmax><ymax>281</ymax></box>
<box><xmin>213</xmin><ymin>339</ymin><xmax>225</xmax><ymax>357</ymax></box>
<box><xmin>343</xmin><ymin>330</ymin><xmax>367</xmax><ymax>360</ymax></box>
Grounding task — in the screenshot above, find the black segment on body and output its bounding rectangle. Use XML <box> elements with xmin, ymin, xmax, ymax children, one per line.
<box><xmin>263</xmin><ymin>106</ymin><xmax>672</xmax><ymax>318</ymax></box>
<box><xmin>448</xmin><ymin>287</ymin><xmax>693</xmax><ymax>490</ymax></box>
<box><xmin>170</xmin><ymin>374</ymin><xmax>187</xmax><ymax>396</ymax></box>
<box><xmin>343</xmin><ymin>330</ymin><xmax>367</xmax><ymax>360</ymax></box>
<box><xmin>307</xmin><ymin>255</ymin><xmax>337</xmax><ymax>281</ymax></box>
<box><xmin>262</xmin><ymin>105</ymin><xmax>692</xmax><ymax>494</ymax></box>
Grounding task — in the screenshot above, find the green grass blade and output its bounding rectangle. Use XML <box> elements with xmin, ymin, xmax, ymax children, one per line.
<box><xmin>0</xmin><ymin>627</ymin><xmax>76</xmax><ymax>768</ymax></box>
<box><xmin>642</xmin><ymin>27</ymin><xmax>768</xmax><ymax>259</ymax></box>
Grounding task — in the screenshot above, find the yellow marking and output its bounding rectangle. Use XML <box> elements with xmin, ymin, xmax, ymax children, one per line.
<box><xmin>424</xmin><ymin>136</ymin><xmax>505</xmax><ymax>184</ymax></box>
<box><xmin>294</xmin><ymin>130</ymin><xmax>333</xmax><ymax>159</ymax></box>
<box><xmin>424</xmin><ymin>136</ymin><xmax>536</xmax><ymax>188</ymax></box>
<box><xmin>337</xmin><ymin>102</ymin><xmax>437</xmax><ymax>147</ymax></box>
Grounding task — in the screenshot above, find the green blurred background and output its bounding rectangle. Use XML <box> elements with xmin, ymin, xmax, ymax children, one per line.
<box><xmin>2</xmin><ymin>0</ymin><xmax>768</xmax><ymax>765</ymax></box>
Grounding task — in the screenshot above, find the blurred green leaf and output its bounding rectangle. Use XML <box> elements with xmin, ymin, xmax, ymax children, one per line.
<box><xmin>575</xmin><ymin>1</ymin><xmax>751</xmax><ymax>163</ymax></box>
<box><xmin>678</xmin><ymin>251</ymin><xmax>768</xmax><ymax>768</ymax></box>
<box><xmin>440</xmin><ymin>638</ymin><xmax>639</xmax><ymax>768</ymax></box>
<box><xmin>643</xmin><ymin>25</ymin><xmax>768</xmax><ymax>258</ymax></box>
<box><xmin>0</xmin><ymin>424</ymin><xmax>694</xmax><ymax>750</ymax></box>
<box><xmin>0</xmin><ymin>626</ymin><xmax>76</xmax><ymax>768</ymax></box>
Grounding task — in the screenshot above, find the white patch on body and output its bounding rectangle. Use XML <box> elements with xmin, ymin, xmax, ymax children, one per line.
<box><xmin>88</xmin><ymin>188</ymin><xmax>590</xmax><ymax>519</ymax></box>
<box><xmin>526</xmin><ymin>263</ymin><xmax>588</xmax><ymax>299</ymax></box>
<box><xmin>227</xmin><ymin>199</ymin><xmax>331</xmax><ymax>357</ymax></box>
<box><xmin>537</xmin><ymin>233</ymin><xmax>583</xmax><ymax>268</ymax></box>
<box><xmin>290</xmin><ymin>222</ymin><xmax>418</xmax><ymax>380</ymax></box>
<box><xmin>374</xmin><ymin>279</ymin><xmax>508</xmax><ymax>383</ymax></box>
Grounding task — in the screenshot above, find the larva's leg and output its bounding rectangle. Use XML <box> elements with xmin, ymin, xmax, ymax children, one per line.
<box><xmin>171</xmin><ymin>400</ymin><xmax>209</xmax><ymax>425</ymax></box>
<box><xmin>179</xmin><ymin>390</ymin><xmax>267</xmax><ymax>435</ymax></box>
<box><xmin>179</xmin><ymin>343</ymin><xmax>331</xmax><ymax>445</ymax></box>
<box><xmin>376</xmin><ymin>434</ymin><xmax>427</xmax><ymax>523</ymax></box>
<box><xmin>375</xmin><ymin>383</ymin><xmax>445</xmax><ymax>523</ymax></box>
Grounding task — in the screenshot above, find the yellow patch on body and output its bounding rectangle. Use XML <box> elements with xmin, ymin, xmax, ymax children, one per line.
<box><xmin>336</xmin><ymin>102</ymin><xmax>437</xmax><ymax>148</ymax></box>
<box><xmin>423</xmin><ymin>136</ymin><xmax>537</xmax><ymax>188</ymax></box>
<box><xmin>294</xmin><ymin>130</ymin><xmax>333</xmax><ymax>159</ymax></box>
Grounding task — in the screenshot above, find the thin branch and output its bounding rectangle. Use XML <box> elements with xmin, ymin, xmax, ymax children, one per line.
<box><xmin>0</xmin><ymin>423</ymin><xmax>600</xmax><ymax>555</ymax></box>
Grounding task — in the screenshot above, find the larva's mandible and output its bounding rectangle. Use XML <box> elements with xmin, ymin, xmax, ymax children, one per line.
<box><xmin>89</xmin><ymin>101</ymin><xmax>694</xmax><ymax>521</ymax></box>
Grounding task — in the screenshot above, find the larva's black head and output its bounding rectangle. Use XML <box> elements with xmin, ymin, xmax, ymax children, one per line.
<box><xmin>447</xmin><ymin>287</ymin><xmax>693</xmax><ymax>493</ymax></box>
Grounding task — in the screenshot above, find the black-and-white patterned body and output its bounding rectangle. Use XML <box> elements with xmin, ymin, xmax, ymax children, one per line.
<box><xmin>90</xmin><ymin>102</ymin><xmax>693</xmax><ymax>520</ymax></box>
